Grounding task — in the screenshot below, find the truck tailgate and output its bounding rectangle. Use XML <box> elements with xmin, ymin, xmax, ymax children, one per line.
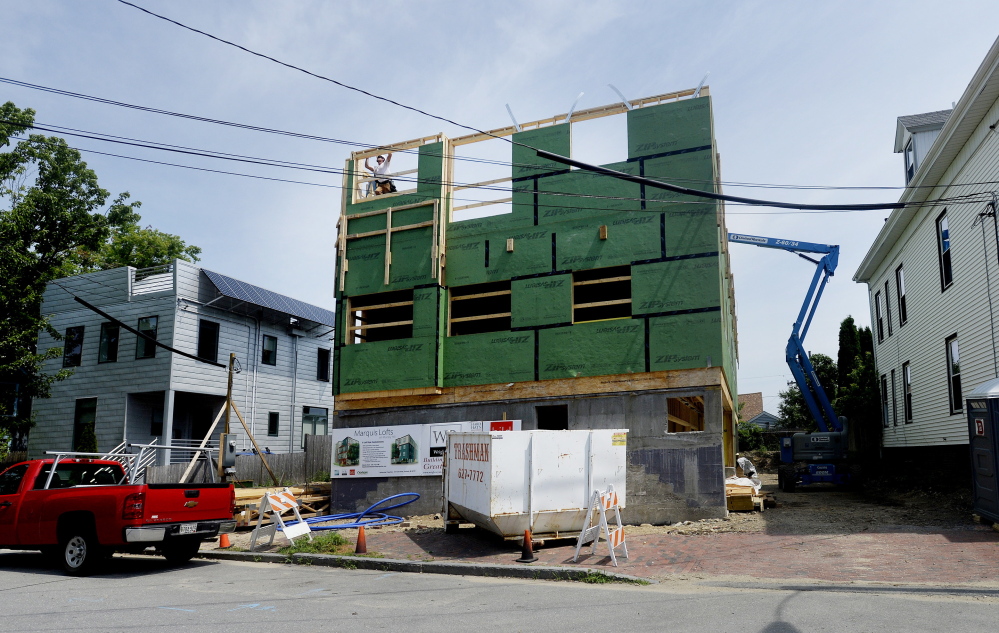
<box><xmin>143</xmin><ymin>484</ymin><xmax>233</xmax><ymax>524</ymax></box>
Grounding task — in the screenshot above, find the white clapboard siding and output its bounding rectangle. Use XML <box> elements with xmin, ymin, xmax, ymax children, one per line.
<box><xmin>29</xmin><ymin>259</ymin><xmax>336</xmax><ymax>458</ymax></box>
<box><xmin>864</xmin><ymin>92</ymin><xmax>999</xmax><ymax>448</ymax></box>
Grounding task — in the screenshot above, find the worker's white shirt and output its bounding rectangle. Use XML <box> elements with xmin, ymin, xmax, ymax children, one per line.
<box><xmin>372</xmin><ymin>160</ymin><xmax>392</xmax><ymax>178</ymax></box>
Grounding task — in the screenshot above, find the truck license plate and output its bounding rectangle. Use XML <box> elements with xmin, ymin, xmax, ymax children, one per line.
<box><xmin>179</xmin><ymin>523</ymin><xmax>197</xmax><ymax>534</ymax></box>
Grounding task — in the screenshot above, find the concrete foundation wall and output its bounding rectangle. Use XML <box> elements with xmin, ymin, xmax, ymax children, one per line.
<box><xmin>328</xmin><ymin>389</ymin><xmax>727</xmax><ymax>523</ymax></box>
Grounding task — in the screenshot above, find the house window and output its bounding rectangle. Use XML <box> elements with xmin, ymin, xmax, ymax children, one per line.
<box><xmin>937</xmin><ymin>211</ymin><xmax>953</xmax><ymax>290</ymax></box>
<box><xmin>946</xmin><ymin>335</ymin><xmax>962</xmax><ymax>414</ymax></box>
<box><xmin>72</xmin><ymin>397</ymin><xmax>98</xmax><ymax>452</ymax></box>
<box><xmin>895</xmin><ymin>264</ymin><xmax>907</xmax><ymax>326</ymax></box>
<box><xmin>880</xmin><ymin>374</ymin><xmax>889</xmax><ymax>428</ymax></box>
<box><xmin>572</xmin><ymin>265</ymin><xmax>632</xmax><ymax>323</ymax></box>
<box><xmin>98</xmin><ymin>323</ymin><xmax>119</xmax><ymax>363</ymax></box>
<box><xmin>63</xmin><ymin>326</ymin><xmax>85</xmax><ymax>367</ymax></box>
<box><xmin>317</xmin><ymin>348</ymin><xmax>331</xmax><ymax>382</ymax></box>
<box><xmin>890</xmin><ymin>368</ymin><xmax>898</xmax><ymax>426</ymax></box>
<box><xmin>261</xmin><ymin>335</ymin><xmax>277</xmax><ymax>366</ymax></box>
<box><xmin>302</xmin><ymin>406</ymin><xmax>328</xmax><ymax>448</ymax></box>
<box><xmin>197</xmin><ymin>319</ymin><xmax>220</xmax><ymax>364</ymax></box>
<box><xmin>903</xmin><ymin>362</ymin><xmax>913</xmax><ymax>423</ymax></box>
<box><xmin>449</xmin><ymin>281</ymin><xmax>511</xmax><ymax>336</ymax></box>
<box><xmin>884</xmin><ymin>280</ymin><xmax>893</xmax><ymax>337</ymax></box>
<box><xmin>904</xmin><ymin>138</ymin><xmax>916</xmax><ymax>183</ymax></box>
<box><xmin>136</xmin><ymin>316</ymin><xmax>158</xmax><ymax>359</ymax></box>
<box><xmin>268</xmin><ymin>412</ymin><xmax>280</xmax><ymax>437</ymax></box>
<box><xmin>874</xmin><ymin>290</ymin><xmax>884</xmax><ymax>343</ymax></box>
<box><xmin>346</xmin><ymin>289</ymin><xmax>414</xmax><ymax>345</ymax></box>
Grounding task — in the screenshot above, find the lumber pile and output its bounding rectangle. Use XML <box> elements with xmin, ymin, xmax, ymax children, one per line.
<box><xmin>724</xmin><ymin>481</ymin><xmax>773</xmax><ymax>512</ymax></box>
<box><xmin>234</xmin><ymin>482</ymin><xmax>331</xmax><ymax>527</ymax></box>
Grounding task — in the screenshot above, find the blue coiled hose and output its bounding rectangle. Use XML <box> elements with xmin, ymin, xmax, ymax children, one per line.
<box><xmin>279</xmin><ymin>492</ymin><xmax>421</xmax><ymax>531</ymax></box>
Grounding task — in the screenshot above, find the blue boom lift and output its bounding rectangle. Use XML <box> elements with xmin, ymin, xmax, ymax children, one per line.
<box><xmin>728</xmin><ymin>233</ymin><xmax>852</xmax><ymax>492</ymax></box>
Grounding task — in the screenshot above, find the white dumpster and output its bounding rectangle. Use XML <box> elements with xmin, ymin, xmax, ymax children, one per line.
<box><xmin>443</xmin><ymin>429</ymin><xmax>627</xmax><ymax>539</ymax></box>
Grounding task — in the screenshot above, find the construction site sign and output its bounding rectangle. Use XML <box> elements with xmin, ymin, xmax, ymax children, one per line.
<box><xmin>330</xmin><ymin>420</ymin><xmax>521</xmax><ymax>478</ymax></box>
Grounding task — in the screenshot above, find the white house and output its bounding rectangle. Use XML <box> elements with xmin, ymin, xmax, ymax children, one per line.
<box><xmin>854</xmin><ymin>35</ymin><xmax>999</xmax><ymax>463</ymax></box>
<box><xmin>28</xmin><ymin>260</ymin><xmax>336</xmax><ymax>463</ymax></box>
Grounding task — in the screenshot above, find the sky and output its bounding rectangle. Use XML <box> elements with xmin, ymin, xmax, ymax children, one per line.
<box><xmin>3</xmin><ymin>1</ymin><xmax>997</xmax><ymax>412</ymax></box>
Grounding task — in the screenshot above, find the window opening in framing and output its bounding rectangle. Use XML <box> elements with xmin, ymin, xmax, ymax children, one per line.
<box><xmin>896</xmin><ymin>264</ymin><xmax>908</xmax><ymax>325</ymax></box>
<box><xmin>268</xmin><ymin>412</ymin><xmax>280</xmax><ymax>437</ymax></box>
<box><xmin>667</xmin><ymin>396</ymin><xmax>704</xmax><ymax>432</ymax></box>
<box><xmin>536</xmin><ymin>404</ymin><xmax>569</xmax><ymax>430</ymax></box>
<box><xmin>346</xmin><ymin>289</ymin><xmax>414</xmax><ymax>344</ymax></box>
<box><xmin>903</xmin><ymin>362</ymin><xmax>912</xmax><ymax>423</ymax></box>
<box><xmin>946</xmin><ymin>334</ymin><xmax>962</xmax><ymax>414</ymax></box>
<box><xmin>449</xmin><ymin>281</ymin><xmax>511</xmax><ymax>336</ymax></box>
<box><xmin>451</xmin><ymin>135</ymin><xmax>513</xmax><ymax>222</ymax></box>
<box><xmin>197</xmin><ymin>319</ymin><xmax>220</xmax><ymax>364</ymax></box>
<box><xmin>571</xmin><ymin>114</ymin><xmax>628</xmax><ymax>167</ymax></box>
<box><xmin>572</xmin><ymin>265</ymin><xmax>631</xmax><ymax>323</ymax></box>
<box><xmin>352</xmin><ymin>151</ymin><xmax>417</xmax><ymax>202</ymax></box>
<box><xmin>937</xmin><ymin>211</ymin><xmax>953</xmax><ymax>290</ymax></box>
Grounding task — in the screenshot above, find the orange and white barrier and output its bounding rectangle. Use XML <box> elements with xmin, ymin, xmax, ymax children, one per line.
<box><xmin>573</xmin><ymin>484</ymin><xmax>628</xmax><ymax>567</ymax></box>
<box><xmin>250</xmin><ymin>487</ymin><xmax>313</xmax><ymax>550</ymax></box>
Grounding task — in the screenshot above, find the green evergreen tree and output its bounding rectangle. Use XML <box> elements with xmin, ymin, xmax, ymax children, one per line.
<box><xmin>837</xmin><ymin>316</ymin><xmax>861</xmax><ymax>392</ymax></box>
<box><xmin>777</xmin><ymin>352</ymin><xmax>837</xmax><ymax>431</ymax></box>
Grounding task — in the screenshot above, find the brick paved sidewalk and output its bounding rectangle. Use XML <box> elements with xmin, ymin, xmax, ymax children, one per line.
<box><xmin>357</xmin><ymin>526</ymin><xmax>999</xmax><ymax>584</ymax></box>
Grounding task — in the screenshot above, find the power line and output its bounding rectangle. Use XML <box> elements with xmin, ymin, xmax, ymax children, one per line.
<box><xmin>10</xmin><ymin>74</ymin><xmax>999</xmax><ymax>194</ymax></box>
<box><xmin>115</xmin><ymin>0</ymin><xmax>514</xmax><ymax>145</ymax></box>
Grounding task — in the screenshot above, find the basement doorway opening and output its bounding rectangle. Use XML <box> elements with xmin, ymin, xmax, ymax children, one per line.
<box><xmin>536</xmin><ymin>404</ymin><xmax>569</xmax><ymax>430</ymax></box>
<box><xmin>667</xmin><ymin>396</ymin><xmax>704</xmax><ymax>433</ymax></box>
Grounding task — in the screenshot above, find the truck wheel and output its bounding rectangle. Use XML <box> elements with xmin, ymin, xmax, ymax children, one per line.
<box><xmin>161</xmin><ymin>538</ymin><xmax>201</xmax><ymax>565</ymax></box>
<box><xmin>778</xmin><ymin>466</ymin><xmax>796</xmax><ymax>493</ymax></box>
<box><xmin>61</xmin><ymin>531</ymin><xmax>101</xmax><ymax>576</ymax></box>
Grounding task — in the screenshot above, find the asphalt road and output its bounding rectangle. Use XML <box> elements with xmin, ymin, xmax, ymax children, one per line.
<box><xmin>2</xmin><ymin>552</ymin><xmax>998</xmax><ymax>633</ymax></box>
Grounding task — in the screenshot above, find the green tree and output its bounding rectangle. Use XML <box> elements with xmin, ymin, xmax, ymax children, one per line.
<box><xmin>777</xmin><ymin>352</ymin><xmax>837</xmax><ymax>430</ymax></box>
<box><xmin>837</xmin><ymin>316</ymin><xmax>861</xmax><ymax>390</ymax></box>
<box><xmin>0</xmin><ymin>101</ymin><xmax>200</xmax><ymax>449</ymax></box>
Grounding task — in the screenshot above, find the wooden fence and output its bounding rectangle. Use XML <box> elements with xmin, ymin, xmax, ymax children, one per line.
<box><xmin>145</xmin><ymin>435</ymin><xmax>334</xmax><ymax>485</ymax></box>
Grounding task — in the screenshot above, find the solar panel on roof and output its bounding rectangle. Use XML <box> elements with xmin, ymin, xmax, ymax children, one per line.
<box><xmin>202</xmin><ymin>269</ymin><xmax>336</xmax><ymax>327</ymax></box>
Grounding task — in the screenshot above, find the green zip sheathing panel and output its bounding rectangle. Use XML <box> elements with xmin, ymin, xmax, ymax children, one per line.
<box><xmin>448</xmin><ymin>212</ymin><xmax>532</xmax><ymax>238</ymax></box>
<box><xmin>417</xmin><ymin>142</ymin><xmax>445</xmax><ymax>194</ymax></box>
<box><xmin>649</xmin><ymin>313</ymin><xmax>723</xmax><ymax>372</ymax></box>
<box><xmin>632</xmin><ymin>257</ymin><xmax>721</xmax><ymax>315</ymax></box>
<box><xmin>443</xmin><ymin>331</ymin><xmax>535</xmax><ymax>387</ymax></box>
<box><xmin>511</xmin><ymin>274</ymin><xmax>572</xmax><ymax>328</ymax></box>
<box><xmin>554</xmin><ymin>213</ymin><xmax>660</xmax><ymax>271</ymax></box>
<box><xmin>539</xmin><ymin>320</ymin><xmax>644</xmax><ymax>379</ymax></box>
<box><xmin>343</xmin><ymin>236</ymin><xmax>386</xmax><ymax>295</ymax></box>
<box><xmin>338</xmin><ymin>337</ymin><xmax>437</xmax><ymax>394</ymax></box>
<box><xmin>535</xmin><ymin>163</ymin><xmax>641</xmax><ymax>225</ymax></box>
<box><xmin>512</xmin><ymin>125</ymin><xmax>571</xmax><ymax>179</ymax></box>
<box><xmin>387</xmin><ymin>227</ymin><xmax>434</xmax><ymax>287</ymax></box>
<box><xmin>661</xmin><ymin>205</ymin><xmax>720</xmax><ymax>257</ymax></box>
<box><xmin>445</xmin><ymin>229</ymin><xmax>552</xmax><ymax>286</ymax></box>
<box><xmin>411</xmin><ymin>287</ymin><xmax>440</xmax><ymax>340</ymax></box>
<box><xmin>627</xmin><ymin>97</ymin><xmax>712</xmax><ymax>159</ymax></box>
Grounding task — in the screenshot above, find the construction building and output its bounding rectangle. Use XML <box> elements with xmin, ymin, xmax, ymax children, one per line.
<box><xmin>331</xmin><ymin>86</ymin><xmax>738</xmax><ymax>523</ymax></box>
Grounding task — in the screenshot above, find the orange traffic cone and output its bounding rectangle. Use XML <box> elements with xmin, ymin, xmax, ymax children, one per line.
<box><xmin>219</xmin><ymin>533</ymin><xmax>231</xmax><ymax>548</ymax></box>
<box><xmin>515</xmin><ymin>529</ymin><xmax>538</xmax><ymax>563</ymax></box>
<box><xmin>355</xmin><ymin>525</ymin><xmax>368</xmax><ymax>555</ymax></box>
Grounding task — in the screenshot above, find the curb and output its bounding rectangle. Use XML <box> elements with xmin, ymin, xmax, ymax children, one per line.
<box><xmin>198</xmin><ymin>550</ymin><xmax>653</xmax><ymax>584</ymax></box>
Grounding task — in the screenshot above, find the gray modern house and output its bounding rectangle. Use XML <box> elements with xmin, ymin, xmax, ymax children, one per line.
<box><xmin>28</xmin><ymin>260</ymin><xmax>336</xmax><ymax>463</ymax></box>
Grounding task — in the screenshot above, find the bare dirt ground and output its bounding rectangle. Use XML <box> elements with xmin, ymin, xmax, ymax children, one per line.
<box><xmin>218</xmin><ymin>455</ymin><xmax>983</xmax><ymax>552</ymax></box>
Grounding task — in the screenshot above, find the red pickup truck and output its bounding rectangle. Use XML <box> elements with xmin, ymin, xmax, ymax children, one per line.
<box><xmin>0</xmin><ymin>457</ymin><xmax>236</xmax><ymax>575</ymax></box>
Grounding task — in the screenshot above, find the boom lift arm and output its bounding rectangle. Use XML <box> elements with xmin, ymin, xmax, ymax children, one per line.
<box><xmin>727</xmin><ymin>233</ymin><xmax>841</xmax><ymax>433</ymax></box>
